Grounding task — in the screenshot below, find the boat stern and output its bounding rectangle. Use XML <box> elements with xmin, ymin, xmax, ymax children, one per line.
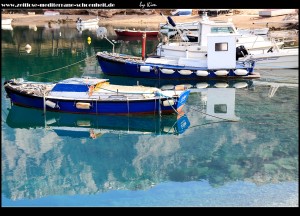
<box><xmin>176</xmin><ymin>89</ymin><xmax>190</xmax><ymax>112</ymax></box>
<box><xmin>176</xmin><ymin>113</ymin><xmax>191</xmax><ymax>134</ymax></box>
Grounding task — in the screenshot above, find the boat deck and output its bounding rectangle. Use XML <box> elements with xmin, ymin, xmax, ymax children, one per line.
<box><xmin>5</xmin><ymin>80</ymin><xmax>180</xmax><ymax>101</ymax></box>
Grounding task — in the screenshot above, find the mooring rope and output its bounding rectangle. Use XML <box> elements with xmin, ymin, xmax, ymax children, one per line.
<box><xmin>27</xmin><ymin>75</ymin><xmax>58</xmax><ymax>82</ymax></box>
<box><xmin>27</xmin><ymin>55</ymin><xmax>96</xmax><ymax>77</ymax></box>
<box><xmin>188</xmin><ymin>106</ymin><xmax>239</xmax><ymax>122</ymax></box>
<box><xmin>188</xmin><ymin>120</ymin><xmax>235</xmax><ymax>129</ymax></box>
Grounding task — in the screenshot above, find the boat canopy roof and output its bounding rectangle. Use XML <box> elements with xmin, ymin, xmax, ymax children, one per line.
<box><xmin>57</xmin><ymin>77</ymin><xmax>108</xmax><ymax>85</ymax></box>
<box><xmin>51</xmin><ymin>77</ymin><xmax>108</xmax><ymax>92</ymax></box>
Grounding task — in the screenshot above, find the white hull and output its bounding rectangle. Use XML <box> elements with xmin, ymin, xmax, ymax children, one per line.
<box><xmin>77</xmin><ymin>24</ymin><xmax>99</xmax><ymax>32</ymax></box>
<box><xmin>236</xmin><ymin>35</ymin><xmax>284</xmax><ymax>51</ymax></box>
<box><xmin>246</xmin><ymin>49</ymin><xmax>299</xmax><ymax>69</ymax></box>
<box><xmin>158</xmin><ymin>41</ymin><xmax>284</xmax><ymax>58</ymax></box>
<box><xmin>237</xmin><ymin>28</ymin><xmax>269</xmax><ymax>35</ymax></box>
<box><xmin>254</xmin><ymin>55</ymin><xmax>298</xmax><ymax>69</ymax></box>
<box><xmin>157</xmin><ymin>43</ymin><xmax>207</xmax><ymax>59</ymax></box>
<box><xmin>2</xmin><ymin>18</ymin><xmax>12</xmax><ymax>25</ymax></box>
<box><xmin>259</xmin><ymin>9</ymin><xmax>296</xmax><ymax>17</ymax></box>
<box><xmin>76</xmin><ymin>18</ymin><xmax>99</xmax><ymax>26</ymax></box>
<box><xmin>1</xmin><ymin>24</ymin><xmax>13</xmax><ymax>30</ymax></box>
<box><xmin>184</xmin><ymin>33</ymin><xmax>283</xmax><ymax>51</ymax></box>
<box><xmin>157</xmin><ymin>43</ymin><xmax>298</xmax><ymax>69</ymax></box>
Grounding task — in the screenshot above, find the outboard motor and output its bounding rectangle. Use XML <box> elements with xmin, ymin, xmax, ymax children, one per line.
<box><xmin>236</xmin><ymin>45</ymin><xmax>248</xmax><ymax>60</ymax></box>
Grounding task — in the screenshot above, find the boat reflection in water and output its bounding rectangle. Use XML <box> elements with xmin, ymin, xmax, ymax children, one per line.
<box><xmin>199</xmin><ymin>87</ymin><xmax>240</xmax><ymax>122</ymax></box>
<box><xmin>2</xmin><ymin>85</ymin><xmax>298</xmax><ymax>203</ymax></box>
<box><xmin>6</xmin><ymin>105</ymin><xmax>190</xmax><ymax>138</ymax></box>
<box><xmin>99</xmin><ymin>74</ymin><xmax>254</xmax><ymax>92</ymax></box>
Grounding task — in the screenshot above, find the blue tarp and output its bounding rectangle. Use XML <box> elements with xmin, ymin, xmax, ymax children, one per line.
<box><xmin>51</xmin><ymin>84</ymin><xmax>89</xmax><ymax>92</ymax></box>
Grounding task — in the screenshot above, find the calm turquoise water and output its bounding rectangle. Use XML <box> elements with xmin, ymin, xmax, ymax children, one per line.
<box><xmin>1</xmin><ymin>24</ymin><xmax>299</xmax><ymax>207</ymax></box>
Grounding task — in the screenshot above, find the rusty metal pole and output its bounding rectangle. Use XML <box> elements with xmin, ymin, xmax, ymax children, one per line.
<box><xmin>142</xmin><ymin>32</ymin><xmax>146</xmax><ymax>60</ymax></box>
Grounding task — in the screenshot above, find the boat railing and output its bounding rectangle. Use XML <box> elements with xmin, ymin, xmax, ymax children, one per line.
<box><xmin>250</xmin><ymin>35</ymin><xmax>260</xmax><ymax>49</ymax></box>
<box><xmin>271</xmin><ymin>38</ymin><xmax>281</xmax><ymax>52</ymax></box>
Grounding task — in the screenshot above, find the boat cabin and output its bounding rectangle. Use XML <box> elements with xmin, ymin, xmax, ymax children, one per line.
<box><xmin>197</xmin><ymin>18</ymin><xmax>237</xmax><ymax>46</ymax></box>
<box><xmin>206</xmin><ymin>33</ymin><xmax>237</xmax><ymax>69</ymax></box>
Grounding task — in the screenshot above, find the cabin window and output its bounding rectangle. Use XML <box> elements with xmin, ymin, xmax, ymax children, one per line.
<box><xmin>215</xmin><ymin>43</ymin><xmax>228</xmax><ymax>51</ymax></box>
<box><xmin>211</xmin><ymin>27</ymin><xmax>235</xmax><ymax>33</ymax></box>
<box><xmin>214</xmin><ymin>104</ymin><xmax>227</xmax><ymax>113</ymax></box>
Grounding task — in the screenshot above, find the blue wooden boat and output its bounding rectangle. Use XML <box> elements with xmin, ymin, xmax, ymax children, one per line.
<box><xmin>4</xmin><ymin>77</ymin><xmax>190</xmax><ymax>115</ymax></box>
<box><xmin>96</xmin><ymin>33</ymin><xmax>259</xmax><ymax>79</ymax></box>
<box><xmin>6</xmin><ymin>105</ymin><xmax>190</xmax><ymax>136</ymax></box>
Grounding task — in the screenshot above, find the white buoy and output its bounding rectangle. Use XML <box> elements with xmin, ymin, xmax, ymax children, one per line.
<box><xmin>196</xmin><ymin>82</ymin><xmax>209</xmax><ymax>89</ymax></box>
<box><xmin>196</xmin><ymin>70</ymin><xmax>209</xmax><ymax>76</ymax></box>
<box><xmin>178</xmin><ymin>70</ymin><xmax>193</xmax><ymax>75</ymax></box>
<box><xmin>25</xmin><ymin>44</ymin><xmax>31</xmax><ymax>49</ymax></box>
<box><xmin>174</xmin><ymin>85</ymin><xmax>185</xmax><ymax>91</ymax></box>
<box><xmin>161</xmin><ymin>85</ymin><xmax>174</xmax><ymax>90</ymax></box>
<box><xmin>140</xmin><ymin>65</ymin><xmax>151</xmax><ymax>72</ymax></box>
<box><xmin>234</xmin><ymin>69</ymin><xmax>248</xmax><ymax>76</ymax></box>
<box><xmin>233</xmin><ymin>82</ymin><xmax>248</xmax><ymax>89</ymax></box>
<box><xmin>162</xmin><ymin>99</ymin><xmax>175</xmax><ymax>106</ymax></box>
<box><xmin>214</xmin><ymin>83</ymin><xmax>229</xmax><ymax>88</ymax></box>
<box><xmin>214</xmin><ymin>70</ymin><xmax>229</xmax><ymax>76</ymax></box>
<box><xmin>25</xmin><ymin>44</ymin><xmax>32</xmax><ymax>53</ymax></box>
<box><xmin>45</xmin><ymin>100</ymin><xmax>57</xmax><ymax>108</ymax></box>
<box><xmin>161</xmin><ymin>69</ymin><xmax>175</xmax><ymax>74</ymax></box>
<box><xmin>181</xmin><ymin>84</ymin><xmax>193</xmax><ymax>89</ymax></box>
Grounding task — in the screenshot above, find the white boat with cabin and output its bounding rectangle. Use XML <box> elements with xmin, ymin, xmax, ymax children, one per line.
<box><xmin>97</xmin><ymin>33</ymin><xmax>259</xmax><ymax>79</ymax></box>
<box><xmin>159</xmin><ymin>13</ymin><xmax>283</xmax><ymax>51</ymax></box>
<box><xmin>240</xmin><ymin>46</ymin><xmax>299</xmax><ymax>69</ymax></box>
<box><xmin>156</xmin><ymin>15</ymin><xmax>297</xmax><ymax>69</ymax></box>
